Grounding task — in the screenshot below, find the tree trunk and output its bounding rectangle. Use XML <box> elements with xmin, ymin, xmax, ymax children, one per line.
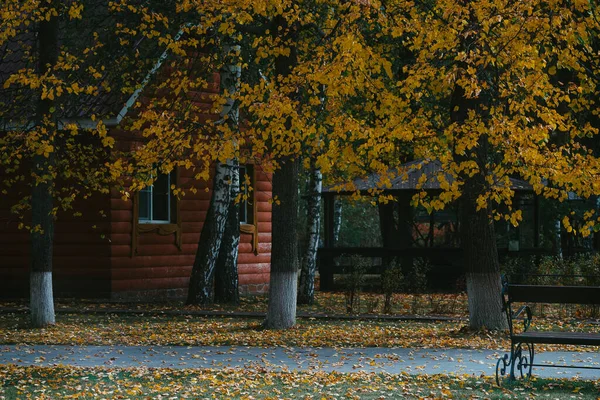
<box><xmin>30</xmin><ymin>7</ymin><xmax>58</xmax><ymax>328</ymax></box>
<box><xmin>396</xmin><ymin>194</ymin><xmax>414</xmax><ymax>280</ymax></box>
<box><xmin>460</xmin><ymin>173</ymin><xmax>507</xmax><ymax>330</ymax></box>
<box><xmin>298</xmin><ymin>163</ymin><xmax>322</xmax><ymax>305</ymax></box>
<box><xmin>555</xmin><ymin>219</ymin><xmax>563</xmax><ymax>258</ymax></box>
<box><xmin>333</xmin><ymin>197</ymin><xmax>342</xmax><ymax>244</ymax></box>
<box><xmin>186</xmin><ymin>162</ymin><xmax>231</xmax><ymax>305</ymax></box>
<box><xmin>187</xmin><ymin>43</ymin><xmax>240</xmax><ymax>305</ymax></box>
<box><xmin>30</xmin><ymin>152</ymin><xmax>56</xmax><ymax>328</ymax></box>
<box><xmin>263</xmin><ymin>14</ymin><xmax>300</xmax><ymax>330</ymax></box>
<box><xmin>264</xmin><ymin>158</ymin><xmax>300</xmax><ymax>329</ymax></box>
<box><xmin>378</xmin><ymin>195</ymin><xmax>413</xmax><ymax>285</ymax></box>
<box><xmin>214</xmin><ymin>160</ymin><xmax>240</xmax><ymax>305</ymax></box>
<box><xmin>448</xmin><ymin>8</ymin><xmax>507</xmax><ymax>329</ymax></box>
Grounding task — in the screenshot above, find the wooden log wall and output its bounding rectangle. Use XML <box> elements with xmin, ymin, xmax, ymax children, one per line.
<box><xmin>0</xmin><ymin>186</ymin><xmax>112</xmax><ymax>298</ymax></box>
<box><xmin>108</xmin><ymin>165</ymin><xmax>272</xmax><ymax>300</ymax></box>
<box><xmin>239</xmin><ymin>168</ymin><xmax>272</xmax><ymax>295</ymax></box>
<box><xmin>0</xmin><ymin>163</ymin><xmax>271</xmax><ymax>301</ymax></box>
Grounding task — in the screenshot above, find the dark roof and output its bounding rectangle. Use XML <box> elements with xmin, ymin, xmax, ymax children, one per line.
<box><xmin>323</xmin><ymin>159</ymin><xmax>533</xmax><ymax>194</ymax></box>
<box><xmin>0</xmin><ymin>0</ymin><xmax>181</xmax><ymax>127</ymax></box>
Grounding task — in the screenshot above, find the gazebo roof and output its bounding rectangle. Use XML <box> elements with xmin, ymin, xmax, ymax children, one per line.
<box><xmin>323</xmin><ymin>159</ymin><xmax>532</xmax><ymax>194</ymax></box>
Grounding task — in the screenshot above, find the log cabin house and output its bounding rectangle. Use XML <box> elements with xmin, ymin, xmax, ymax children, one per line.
<box><xmin>0</xmin><ymin>14</ymin><xmax>272</xmax><ymax>300</ymax></box>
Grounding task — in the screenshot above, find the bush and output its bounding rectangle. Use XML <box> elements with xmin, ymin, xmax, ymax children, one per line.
<box><xmin>501</xmin><ymin>252</ymin><xmax>600</xmax><ymax>318</ymax></box>
<box><xmin>342</xmin><ymin>255</ymin><xmax>369</xmax><ymax>313</ymax></box>
<box><xmin>404</xmin><ymin>257</ymin><xmax>430</xmax><ymax>294</ymax></box>
<box><xmin>382</xmin><ymin>258</ymin><xmax>404</xmax><ymax>314</ymax></box>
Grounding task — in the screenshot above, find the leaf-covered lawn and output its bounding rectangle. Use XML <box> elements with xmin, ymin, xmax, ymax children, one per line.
<box><xmin>3</xmin><ymin>292</ymin><xmax>598</xmax><ymax>321</ymax></box>
<box><xmin>1</xmin><ymin>292</ymin><xmax>470</xmax><ymax>317</ymax></box>
<box><xmin>0</xmin><ymin>365</ymin><xmax>598</xmax><ymax>399</ymax></box>
<box><xmin>1</xmin><ymin>293</ymin><xmax>598</xmax><ymax>351</ymax></box>
<box><xmin>1</xmin><ymin>312</ymin><xmax>598</xmax><ymax>352</ymax></box>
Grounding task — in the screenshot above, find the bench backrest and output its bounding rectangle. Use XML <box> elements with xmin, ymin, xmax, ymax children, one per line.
<box><xmin>507</xmin><ymin>284</ymin><xmax>600</xmax><ymax>305</ymax></box>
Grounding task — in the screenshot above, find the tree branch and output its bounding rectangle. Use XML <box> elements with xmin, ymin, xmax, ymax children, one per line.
<box><xmin>235</xmin><ymin>24</ymin><xmax>269</xmax><ymax>36</ymax></box>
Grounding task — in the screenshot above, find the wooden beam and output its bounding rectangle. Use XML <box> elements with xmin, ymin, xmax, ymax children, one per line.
<box><xmin>533</xmin><ymin>194</ymin><xmax>540</xmax><ymax>248</ymax></box>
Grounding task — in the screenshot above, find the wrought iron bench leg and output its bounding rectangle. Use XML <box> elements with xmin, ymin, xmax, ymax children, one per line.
<box><xmin>521</xmin><ymin>343</ymin><xmax>534</xmax><ymax>379</ymax></box>
<box><xmin>510</xmin><ymin>344</ymin><xmax>520</xmax><ymax>380</ymax></box>
<box><xmin>495</xmin><ymin>353</ymin><xmax>511</xmax><ymax>386</ymax></box>
<box><xmin>496</xmin><ymin>342</ymin><xmax>534</xmax><ymax>385</ymax></box>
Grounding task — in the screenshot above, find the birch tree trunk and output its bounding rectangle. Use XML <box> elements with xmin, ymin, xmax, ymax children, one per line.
<box><xmin>214</xmin><ymin>160</ymin><xmax>240</xmax><ymax>304</ymax></box>
<box><xmin>186</xmin><ymin>162</ymin><xmax>231</xmax><ymax>304</ymax></box>
<box><xmin>298</xmin><ymin>163</ymin><xmax>322</xmax><ymax>305</ymax></box>
<box><xmin>187</xmin><ymin>43</ymin><xmax>240</xmax><ymax>305</ymax></box>
<box><xmin>30</xmin><ymin>8</ymin><xmax>58</xmax><ymax>328</ymax></box>
<box><xmin>333</xmin><ymin>197</ymin><xmax>342</xmax><ymax>244</ymax></box>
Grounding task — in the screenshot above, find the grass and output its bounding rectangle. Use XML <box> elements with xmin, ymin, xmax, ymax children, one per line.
<box><xmin>0</xmin><ymin>311</ymin><xmax>598</xmax><ymax>352</ymax></box>
<box><xmin>0</xmin><ymin>366</ymin><xmax>599</xmax><ymax>399</ymax></box>
<box><xmin>3</xmin><ymin>291</ymin><xmax>599</xmax><ymax>321</ymax></box>
<box><xmin>1</xmin><ymin>292</ymin><xmax>599</xmax><ymax>351</ymax></box>
<box><xmin>1</xmin><ymin>292</ymin><xmax>471</xmax><ymax>317</ymax></box>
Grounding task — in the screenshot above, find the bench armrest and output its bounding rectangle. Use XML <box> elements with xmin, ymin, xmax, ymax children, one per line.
<box><xmin>512</xmin><ymin>305</ymin><xmax>532</xmax><ymax>332</ymax></box>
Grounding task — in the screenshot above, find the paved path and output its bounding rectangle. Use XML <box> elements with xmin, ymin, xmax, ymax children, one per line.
<box><xmin>1</xmin><ymin>345</ymin><xmax>599</xmax><ymax>379</ymax></box>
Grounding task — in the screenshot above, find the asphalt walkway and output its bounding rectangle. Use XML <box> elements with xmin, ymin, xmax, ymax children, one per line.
<box><xmin>1</xmin><ymin>345</ymin><xmax>599</xmax><ymax>379</ymax></box>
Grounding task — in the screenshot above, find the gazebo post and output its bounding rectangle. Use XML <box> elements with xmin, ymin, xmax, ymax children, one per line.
<box><xmin>533</xmin><ymin>194</ymin><xmax>540</xmax><ymax>249</ymax></box>
<box><xmin>429</xmin><ymin>210</ymin><xmax>435</xmax><ymax>247</ymax></box>
<box><xmin>319</xmin><ymin>193</ymin><xmax>336</xmax><ymax>291</ymax></box>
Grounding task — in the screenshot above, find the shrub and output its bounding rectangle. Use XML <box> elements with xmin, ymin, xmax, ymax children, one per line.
<box><xmin>342</xmin><ymin>255</ymin><xmax>369</xmax><ymax>314</ymax></box>
<box><xmin>382</xmin><ymin>258</ymin><xmax>404</xmax><ymax>314</ymax></box>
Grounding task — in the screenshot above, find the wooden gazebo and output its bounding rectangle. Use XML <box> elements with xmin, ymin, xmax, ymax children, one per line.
<box><xmin>318</xmin><ymin>159</ymin><xmax>543</xmax><ymax>291</ymax></box>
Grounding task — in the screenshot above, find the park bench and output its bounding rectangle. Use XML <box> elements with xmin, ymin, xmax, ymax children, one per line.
<box><xmin>495</xmin><ymin>276</ymin><xmax>600</xmax><ymax>384</ymax></box>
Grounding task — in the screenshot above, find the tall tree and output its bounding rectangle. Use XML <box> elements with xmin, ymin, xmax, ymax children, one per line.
<box><xmin>186</xmin><ymin>161</ymin><xmax>232</xmax><ymax>304</ymax></box>
<box><xmin>1</xmin><ymin>1</ymin><xmax>180</xmax><ymax>326</ymax></box>
<box><xmin>187</xmin><ymin>44</ymin><xmax>241</xmax><ymax>305</ymax></box>
<box><xmin>298</xmin><ymin>160</ymin><xmax>322</xmax><ymax>305</ymax></box>
<box><xmin>29</xmin><ymin>1</ymin><xmax>59</xmax><ymax>328</ymax></box>
<box><xmin>446</xmin><ymin>1</ymin><xmax>506</xmax><ymax>330</ymax></box>
<box><xmin>375</xmin><ymin>0</ymin><xmax>600</xmax><ymax>328</ymax></box>
<box><xmin>214</xmin><ymin>45</ymin><xmax>243</xmax><ymax>305</ymax></box>
<box><xmin>214</xmin><ymin>158</ymin><xmax>241</xmax><ymax>305</ymax></box>
<box><xmin>263</xmin><ymin>14</ymin><xmax>300</xmax><ymax>329</ymax></box>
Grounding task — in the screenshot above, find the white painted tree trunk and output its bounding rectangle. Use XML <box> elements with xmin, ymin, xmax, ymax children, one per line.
<box><xmin>461</xmin><ymin>167</ymin><xmax>508</xmax><ymax>331</ymax></box>
<box><xmin>264</xmin><ymin>16</ymin><xmax>299</xmax><ymax>330</ymax></box>
<box><xmin>266</xmin><ymin>269</ymin><xmax>298</xmax><ymax>328</ymax></box>
<box><xmin>30</xmin><ymin>272</ymin><xmax>55</xmax><ymax>327</ymax></box>
<box><xmin>30</xmin><ymin>7</ymin><xmax>57</xmax><ymax>328</ymax></box>
<box><xmin>30</xmin><ymin>154</ymin><xmax>56</xmax><ymax>327</ymax></box>
<box><xmin>298</xmin><ymin>164</ymin><xmax>322</xmax><ymax>305</ymax></box>
<box><xmin>264</xmin><ymin>158</ymin><xmax>300</xmax><ymax>330</ymax></box>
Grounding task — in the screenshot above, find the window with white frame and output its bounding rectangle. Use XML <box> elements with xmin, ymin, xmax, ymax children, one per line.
<box><xmin>138</xmin><ymin>172</ymin><xmax>175</xmax><ymax>224</ymax></box>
